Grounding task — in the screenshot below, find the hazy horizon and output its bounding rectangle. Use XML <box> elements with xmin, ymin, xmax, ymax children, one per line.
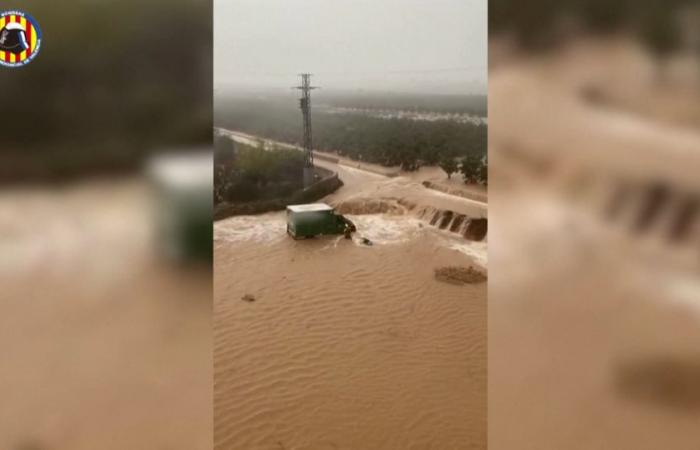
<box><xmin>214</xmin><ymin>0</ymin><xmax>487</xmax><ymax>95</ymax></box>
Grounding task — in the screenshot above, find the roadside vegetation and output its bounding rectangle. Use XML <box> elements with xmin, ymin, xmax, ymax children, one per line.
<box><xmin>460</xmin><ymin>155</ymin><xmax>488</xmax><ymax>186</ymax></box>
<box><xmin>214</xmin><ymin>135</ymin><xmax>305</xmax><ymax>205</ymax></box>
<box><xmin>215</xmin><ymin>93</ymin><xmax>487</xmax><ymax>184</ymax></box>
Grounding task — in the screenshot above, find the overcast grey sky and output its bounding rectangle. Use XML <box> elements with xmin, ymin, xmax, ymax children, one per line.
<box><xmin>214</xmin><ymin>0</ymin><xmax>487</xmax><ymax>95</ymax></box>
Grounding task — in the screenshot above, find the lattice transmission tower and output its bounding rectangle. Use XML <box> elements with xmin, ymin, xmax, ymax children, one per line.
<box><xmin>294</xmin><ymin>73</ymin><xmax>319</xmax><ymax>187</ymax></box>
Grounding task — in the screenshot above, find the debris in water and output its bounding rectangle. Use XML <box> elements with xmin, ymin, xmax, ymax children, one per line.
<box><xmin>360</xmin><ymin>237</ymin><xmax>373</xmax><ymax>246</ymax></box>
<box><xmin>241</xmin><ymin>294</ymin><xmax>256</xmax><ymax>303</ymax></box>
<box><xmin>615</xmin><ymin>355</ymin><xmax>700</xmax><ymax>411</ymax></box>
<box><xmin>434</xmin><ymin>266</ymin><xmax>486</xmax><ymax>285</ymax></box>
<box><xmin>15</xmin><ymin>440</ymin><xmax>44</xmax><ymax>450</ymax></box>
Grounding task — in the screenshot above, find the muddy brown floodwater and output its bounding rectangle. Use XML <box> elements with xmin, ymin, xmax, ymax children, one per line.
<box><xmin>489</xmin><ymin>37</ymin><xmax>700</xmax><ymax>450</ymax></box>
<box><xmin>0</xmin><ymin>179</ymin><xmax>212</xmax><ymax>450</ymax></box>
<box><xmin>214</xmin><ymin>153</ymin><xmax>487</xmax><ymax>450</ymax></box>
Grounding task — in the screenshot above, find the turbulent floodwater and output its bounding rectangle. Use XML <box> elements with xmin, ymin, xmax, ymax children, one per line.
<box><xmin>214</xmin><ymin>212</ymin><xmax>488</xmax><ymax>266</ymax></box>
<box><xmin>214</xmin><ymin>215</ymin><xmax>486</xmax><ymax>450</ymax></box>
<box><xmin>213</xmin><ymin>156</ymin><xmax>487</xmax><ymax>449</ymax></box>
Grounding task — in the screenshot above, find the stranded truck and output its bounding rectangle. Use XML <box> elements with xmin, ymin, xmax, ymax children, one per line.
<box><xmin>286</xmin><ymin>203</ymin><xmax>356</xmax><ymax>239</ymax></box>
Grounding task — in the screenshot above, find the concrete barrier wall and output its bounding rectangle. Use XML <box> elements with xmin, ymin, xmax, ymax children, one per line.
<box><xmin>314</xmin><ymin>149</ymin><xmax>399</xmax><ymax>177</ymax></box>
<box><xmin>214</xmin><ymin>171</ymin><xmax>343</xmax><ymax>221</ymax></box>
<box><xmin>339</xmin><ymin>161</ymin><xmax>400</xmax><ymax>178</ymax></box>
<box><xmin>421</xmin><ymin>180</ymin><xmax>488</xmax><ymax>203</ymax></box>
<box><xmin>312</xmin><ymin>151</ymin><xmax>340</xmax><ymax>164</ymax></box>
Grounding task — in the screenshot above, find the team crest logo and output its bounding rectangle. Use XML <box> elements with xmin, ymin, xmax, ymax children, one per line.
<box><xmin>0</xmin><ymin>10</ymin><xmax>41</xmax><ymax>67</ymax></box>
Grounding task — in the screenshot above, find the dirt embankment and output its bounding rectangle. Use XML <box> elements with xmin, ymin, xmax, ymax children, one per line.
<box><xmin>435</xmin><ymin>266</ymin><xmax>487</xmax><ymax>285</ymax></box>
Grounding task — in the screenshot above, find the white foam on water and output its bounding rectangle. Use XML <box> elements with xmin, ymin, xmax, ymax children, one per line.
<box><xmin>215</xmin><ymin>213</ymin><xmax>424</xmax><ymax>247</ymax></box>
<box><xmin>348</xmin><ymin>214</ymin><xmax>425</xmax><ymax>246</ymax></box>
<box><xmin>214</xmin><ymin>214</ymin><xmax>286</xmax><ymax>245</ymax></box>
<box><xmin>214</xmin><ymin>212</ymin><xmax>489</xmax><ymax>271</ymax></box>
<box><xmin>348</xmin><ymin>213</ymin><xmax>488</xmax><ymax>268</ymax></box>
<box><xmin>445</xmin><ymin>240</ymin><xmax>488</xmax><ymax>268</ymax></box>
<box><xmin>320</xmin><ymin>235</ymin><xmax>347</xmax><ymax>251</ymax></box>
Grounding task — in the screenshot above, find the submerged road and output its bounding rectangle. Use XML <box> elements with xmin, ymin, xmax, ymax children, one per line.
<box><xmin>219</xmin><ymin>128</ymin><xmax>488</xmax><ymax>216</ymax></box>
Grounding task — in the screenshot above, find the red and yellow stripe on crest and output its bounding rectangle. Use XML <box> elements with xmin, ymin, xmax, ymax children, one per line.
<box><xmin>0</xmin><ymin>14</ymin><xmax>36</xmax><ymax>64</ymax></box>
<box><xmin>29</xmin><ymin>19</ymin><xmax>37</xmax><ymax>53</ymax></box>
<box><xmin>0</xmin><ymin>15</ymin><xmax>7</xmax><ymax>63</ymax></box>
<box><xmin>18</xmin><ymin>16</ymin><xmax>27</xmax><ymax>61</ymax></box>
<box><xmin>8</xmin><ymin>14</ymin><xmax>15</xmax><ymax>63</ymax></box>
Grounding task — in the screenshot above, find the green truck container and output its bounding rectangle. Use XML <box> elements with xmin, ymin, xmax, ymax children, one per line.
<box><xmin>147</xmin><ymin>152</ymin><xmax>213</xmax><ymax>262</ymax></box>
<box><xmin>286</xmin><ymin>203</ymin><xmax>356</xmax><ymax>239</ymax></box>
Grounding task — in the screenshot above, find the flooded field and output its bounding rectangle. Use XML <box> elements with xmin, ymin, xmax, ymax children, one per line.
<box><xmin>214</xmin><ymin>156</ymin><xmax>487</xmax><ymax>449</ymax></box>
